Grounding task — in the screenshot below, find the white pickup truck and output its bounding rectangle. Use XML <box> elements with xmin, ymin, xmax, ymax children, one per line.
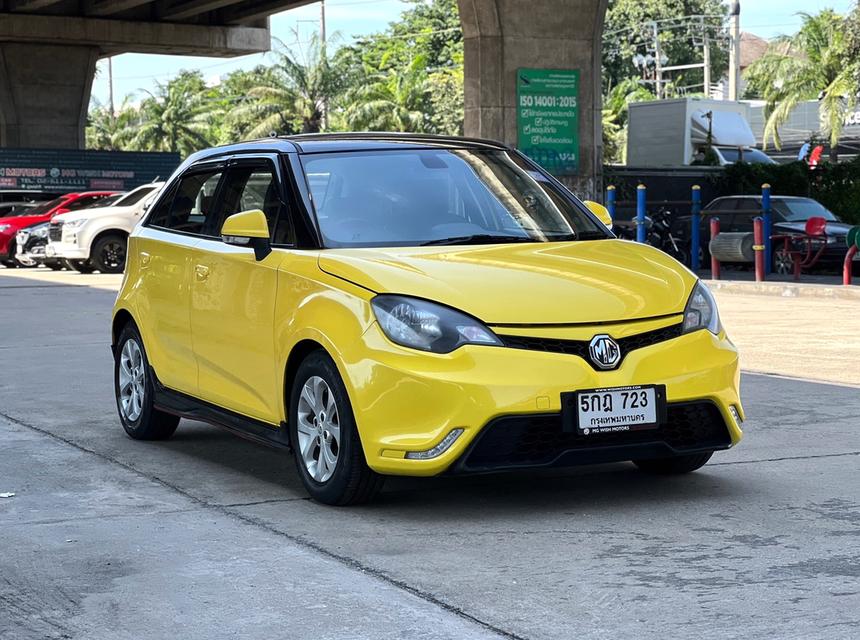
<box><xmin>46</xmin><ymin>182</ymin><xmax>164</xmax><ymax>273</ymax></box>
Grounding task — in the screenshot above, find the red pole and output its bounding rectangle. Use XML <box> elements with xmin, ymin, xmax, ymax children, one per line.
<box><xmin>844</xmin><ymin>246</ymin><xmax>857</xmax><ymax>286</ymax></box>
<box><xmin>753</xmin><ymin>217</ymin><xmax>765</xmax><ymax>282</ymax></box>
<box><xmin>710</xmin><ymin>217</ymin><xmax>720</xmax><ymax>280</ymax></box>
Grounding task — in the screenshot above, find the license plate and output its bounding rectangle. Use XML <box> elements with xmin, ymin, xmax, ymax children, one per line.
<box><xmin>15</xmin><ymin>243</ymin><xmax>24</xmax><ymax>255</ymax></box>
<box><xmin>562</xmin><ymin>385</ymin><xmax>666</xmax><ymax>435</ymax></box>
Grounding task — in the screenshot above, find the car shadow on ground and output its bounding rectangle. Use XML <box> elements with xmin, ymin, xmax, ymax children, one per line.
<box><xmin>157</xmin><ymin>419</ymin><xmax>750</xmax><ymax>517</ymax></box>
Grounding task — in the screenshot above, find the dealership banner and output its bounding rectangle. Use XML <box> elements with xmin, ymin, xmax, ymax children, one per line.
<box><xmin>0</xmin><ymin>149</ymin><xmax>181</xmax><ymax>192</ymax></box>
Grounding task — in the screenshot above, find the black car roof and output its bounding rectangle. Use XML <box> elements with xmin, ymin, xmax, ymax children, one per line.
<box><xmin>184</xmin><ymin>132</ymin><xmax>509</xmax><ymax>163</ymax></box>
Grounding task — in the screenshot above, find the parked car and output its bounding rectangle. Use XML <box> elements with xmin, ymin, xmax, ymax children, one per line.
<box><xmin>0</xmin><ymin>189</ymin><xmax>63</xmax><ymax>205</ymax></box>
<box><xmin>0</xmin><ymin>191</ymin><xmax>119</xmax><ymax>268</ymax></box>
<box><xmin>47</xmin><ymin>183</ymin><xmax>163</xmax><ymax>274</ymax></box>
<box><xmin>14</xmin><ymin>222</ymin><xmax>56</xmax><ymax>268</ymax></box>
<box><xmin>0</xmin><ymin>202</ymin><xmax>36</xmax><ymax>218</ymax></box>
<box><xmin>111</xmin><ymin>133</ymin><xmax>744</xmax><ymax>505</ymax></box>
<box><xmin>694</xmin><ymin>195</ymin><xmax>856</xmax><ymax>273</ymax></box>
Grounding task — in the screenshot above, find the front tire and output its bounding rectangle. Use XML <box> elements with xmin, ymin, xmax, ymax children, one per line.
<box><xmin>114</xmin><ymin>322</ymin><xmax>179</xmax><ymax>440</ymax></box>
<box><xmin>288</xmin><ymin>351</ymin><xmax>383</xmax><ymax>505</ymax></box>
<box><xmin>633</xmin><ymin>452</ymin><xmax>713</xmax><ymax>474</ymax></box>
<box><xmin>92</xmin><ymin>234</ymin><xmax>127</xmax><ymax>274</ymax></box>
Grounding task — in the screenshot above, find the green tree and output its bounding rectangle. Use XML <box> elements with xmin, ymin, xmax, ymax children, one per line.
<box><xmin>345</xmin><ymin>58</ymin><xmax>429</xmax><ymax>132</ymax></box>
<box><xmin>231</xmin><ymin>35</ymin><xmax>349</xmax><ymax>137</ymax></box>
<box><xmin>603</xmin><ymin>0</ymin><xmax>728</xmax><ymax>96</ymax></box>
<box><xmin>128</xmin><ymin>70</ymin><xmax>215</xmax><ymax>155</ymax></box>
<box><xmin>86</xmin><ymin>100</ymin><xmax>139</xmax><ymax>150</ymax></box>
<box><xmin>744</xmin><ymin>10</ymin><xmax>856</xmax><ymax>161</ymax></box>
<box><xmin>602</xmin><ymin>78</ymin><xmax>656</xmax><ymax>163</ymax></box>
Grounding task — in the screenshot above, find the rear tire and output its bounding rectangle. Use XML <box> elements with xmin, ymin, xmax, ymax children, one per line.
<box><xmin>288</xmin><ymin>350</ymin><xmax>383</xmax><ymax>505</ymax></box>
<box><xmin>633</xmin><ymin>452</ymin><xmax>713</xmax><ymax>475</ymax></box>
<box><xmin>65</xmin><ymin>259</ymin><xmax>95</xmax><ymax>274</ymax></box>
<box><xmin>114</xmin><ymin>322</ymin><xmax>179</xmax><ymax>440</ymax></box>
<box><xmin>92</xmin><ymin>234</ymin><xmax>127</xmax><ymax>274</ymax></box>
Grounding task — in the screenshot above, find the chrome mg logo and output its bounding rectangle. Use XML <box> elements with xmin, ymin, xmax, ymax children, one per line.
<box><xmin>588</xmin><ymin>334</ymin><xmax>621</xmax><ymax>370</ymax></box>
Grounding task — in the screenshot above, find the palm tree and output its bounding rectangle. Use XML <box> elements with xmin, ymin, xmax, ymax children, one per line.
<box><xmin>86</xmin><ymin>100</ymin><xmax>138</xmax><ymax>150</ymax></box>
<box><xmin>128</xmin><ymin>71</ymin><xmax>214</xmax><ymax>156</ymax></box>
<box><xmin>232</xmin><ymin>35</ymin><xmax>347</xmax><ymax>138</ymax></box>
<box><xmin>744</xmin><ymin>10</ymin><xmax>856</xmax><ymax>161</ymax></box>
<box><xmin>345</xmin><ymin>57</ymin><xmax>429</xmax><ymax>132</ymax></box>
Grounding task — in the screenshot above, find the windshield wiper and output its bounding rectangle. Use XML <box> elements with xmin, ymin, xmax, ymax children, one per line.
<box><xmin>421</xmin><ymin>234</ymin><xmax>538</xmax><ymax>246</ymax></box>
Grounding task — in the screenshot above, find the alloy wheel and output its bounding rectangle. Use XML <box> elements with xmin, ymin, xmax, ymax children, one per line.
<box><xmin>118</xmin><ymin>338</ymin><xmax>145</xmax><ymax>422</ymax></box>
<box><xmin>101</xmin><ymin>241</ymin><xmax>126</xmax><ymax>270</ymax></box>
<box><xmin>774</xmin><ymin>250</ymin><xmax>794</xmax><ymax>275</ymax></box>
<box><xmin>296</xmin><ymin>375</ymin><xmax>341</xmax><ymax>483</ymax></box>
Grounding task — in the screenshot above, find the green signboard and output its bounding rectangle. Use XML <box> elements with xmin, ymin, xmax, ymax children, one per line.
<box><xmin>516</xmin><ymin>68</ymin><xmax>580</xmax><ymax>176</ymax></box>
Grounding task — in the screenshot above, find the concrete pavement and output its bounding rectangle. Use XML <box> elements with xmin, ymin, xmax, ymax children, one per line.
<box><xmin>1</xmin><ymin>268</ymin><xmax>859</xmax><ymax>639</ymax></box>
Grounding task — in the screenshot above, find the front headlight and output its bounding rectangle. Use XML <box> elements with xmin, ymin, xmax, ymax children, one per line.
<box><xmin>371</xmin><ymin>295</ymin><xmax>502</xmax><ymax>353</ymax></box>
<box><xmin>62</xmin><ymin>218</ymin><xmax>87</xmax><ymax>230</ymax></box>
<box><xmin>682</xmin><ymin>282</ymin><xmax>721</xmax><ymax>335</ymax></box>
<box><xmin>34</xmin><ymin>225</ymin><xmax>49</xmax><ymax>238</ymax></box>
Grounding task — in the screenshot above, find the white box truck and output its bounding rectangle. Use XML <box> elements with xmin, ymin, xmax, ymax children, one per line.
<box><xmin>626</xmin><ymin>98</ymin><xmax>775</xmax><ymax>166</ymax></box>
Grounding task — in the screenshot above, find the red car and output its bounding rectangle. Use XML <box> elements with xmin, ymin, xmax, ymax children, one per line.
<box><xmin>0</xmin><ymin>191</ymin><xmax>118</xmax><ymax>268</ymax></box>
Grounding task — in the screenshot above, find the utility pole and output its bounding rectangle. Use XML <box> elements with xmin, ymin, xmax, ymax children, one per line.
<box><xmin>703</xmin><ymin>28</ymin><xmax>711</xmax><ymax>98</ymax></box>
<box><xmin>728</xmin><ymin>0</ymin><xmax>741</xmax><ymax>101</ymax></box>
<box><xmin>107</xmin><ymin>56</ymin><xmax>115</xmax><ymax>120</ymax></box>
<box><xmin>652</xmin><ymin>22</ymin><xmax>663</xmax><ymax>100</ymax></box>
<box><xmin>320</xmin><ymin>0</ymin><xmax>327</xmax><ymax>130</ymax></box>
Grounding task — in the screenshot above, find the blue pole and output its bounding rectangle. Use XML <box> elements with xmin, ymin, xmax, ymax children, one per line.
<box><xmin>762</xmin><ymin>183</ymin><xmax>772</xmax><ymax>274</ymax></box>
<box><xmin>691</xmin><ymin>185</ymin><xmax>701</xmax><ymax>271</ymax></box>
<box><xmin>606</xmin><ymin>185</ymin><xmax>616</xmax><ymax>227</ymax></box>
<box><xmin>636</xmin><ymin>184</ymin><xmax>647</xmax><ymax>243</ymax></box>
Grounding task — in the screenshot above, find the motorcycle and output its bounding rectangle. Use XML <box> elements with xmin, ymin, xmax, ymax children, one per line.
<box><xmin>646</xmin><ymin>208</ymin><xmax>689</xmax><ymax>265</ymax></box>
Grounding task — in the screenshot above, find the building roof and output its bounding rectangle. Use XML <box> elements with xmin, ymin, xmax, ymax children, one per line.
<box><xmin>740</xmin><ymin>32</ymin><xmax>770</xmax><ymax>69</ymax></box>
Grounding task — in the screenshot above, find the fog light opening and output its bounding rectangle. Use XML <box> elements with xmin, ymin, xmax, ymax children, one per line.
<box><xmin>729</xmin><ymin>405</ymin><xmax>742</xmax><ymax>425</ymax></box>
<box><xmin>404</xmin><ymin>428</ymin><xmax>464</xmax><ymax>460</ymax></box>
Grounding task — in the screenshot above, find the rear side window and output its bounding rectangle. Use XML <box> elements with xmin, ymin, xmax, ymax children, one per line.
<box><xmin>148</xmin><ymin>169</ymin><xmax>223</xmax><ymax>236</ymax></box>
<box><xmin>705</xmin><ymin>199</ymin><xmax>738</xmax><ymax>212</ymax></box>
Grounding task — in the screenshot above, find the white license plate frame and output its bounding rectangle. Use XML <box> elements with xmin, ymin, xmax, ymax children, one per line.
<box><xmin>561</xmin><ymin>385</ymin><xmax>667</xmax><ymax>435</ymax></box>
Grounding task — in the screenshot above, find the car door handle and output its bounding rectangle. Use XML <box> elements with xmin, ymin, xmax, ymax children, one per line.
<box><xmin>195</xmin><ymin>264</ymin><xmax>210</xmax><ymax>281</ymax></box>
<box><xmin>140</xmin><ymin>252</ymin><xmax>151</xmax><ymax>268</ymax></box>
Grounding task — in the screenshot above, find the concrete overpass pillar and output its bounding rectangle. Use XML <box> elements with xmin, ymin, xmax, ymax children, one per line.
<box><xmin>458</xmin><ymin>0</ymin><xmax>608</xmax><ymax>197</ymax></box>
<box><xmin>0</xmin><ymin>43</ymin><xmax>99</xmax><ymax>149</ymax></box>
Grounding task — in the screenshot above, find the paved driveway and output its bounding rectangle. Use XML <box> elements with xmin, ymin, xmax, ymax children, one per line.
<box><xmin>1</xmin><ymin>270</ymin><xmax>858</xmax><ymax>639</ymax></box>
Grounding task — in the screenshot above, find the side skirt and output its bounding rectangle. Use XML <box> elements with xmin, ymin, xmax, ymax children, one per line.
<box><xmin>149</xmin><ymin>367</ymin><xmax>291</xmax><ymax>450</ymax></box>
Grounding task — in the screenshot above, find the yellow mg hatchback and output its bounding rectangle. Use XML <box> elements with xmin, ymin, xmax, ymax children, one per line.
<box><xmin>112</xmin><ymin>134</ymin><xmax>743</xmax><ymax>505</ymax></box>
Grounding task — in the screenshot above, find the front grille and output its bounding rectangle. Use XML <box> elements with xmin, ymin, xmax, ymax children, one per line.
<box><xmin>48</xmin><ymin>222</ymin><xmax>63</xmax><ymax>242</ymax></box>
<box><xmin>498</xmin><ymin>322</ymin><xmax>683</xmax><ymax>369</ymax></box>
<box><xmin>459</xmin><ymin>402</ymin><xmax>730</xmax><ymax>471</ymax></box>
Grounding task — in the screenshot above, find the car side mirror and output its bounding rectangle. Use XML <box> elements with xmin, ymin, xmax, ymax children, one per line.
<box><xmin>221</xmin><ymin>209</ymin><xmax>272</xmax><ymax>261</ymax></box>
<box><xmin>584</xmin><ymin>200</ymin><xmax>613</xmax><ymax>229</ymax></box>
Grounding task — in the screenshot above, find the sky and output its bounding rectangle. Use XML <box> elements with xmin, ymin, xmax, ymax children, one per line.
<box><xmin>90</xmin><ymin>0</ymin><xmax>858</xmax><ymax>106</ymax></box>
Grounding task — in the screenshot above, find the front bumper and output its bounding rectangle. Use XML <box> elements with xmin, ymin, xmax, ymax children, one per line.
<box><xmin>45</xmin><ymin>241</ymin><xmax>88</xmax><ymax>260</ymax></box>
<box><xmin>348</xmin><ymin>321</ymin><xmax>743</xmax><ymax>476</ymax></box>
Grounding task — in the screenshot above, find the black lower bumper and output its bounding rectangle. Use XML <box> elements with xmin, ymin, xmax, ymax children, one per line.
<box><xmin>450</xmin><ymin>401</ymin><xmax>732</xmax><ymax>474</ymax></box>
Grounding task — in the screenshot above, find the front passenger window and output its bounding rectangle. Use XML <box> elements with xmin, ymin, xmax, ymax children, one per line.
<box><xmin>161</xmin><ymin>170</ymin><xmax>223</xmax><ymax>236</ymax></box>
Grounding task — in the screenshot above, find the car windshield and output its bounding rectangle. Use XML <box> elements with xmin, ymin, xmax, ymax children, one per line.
<box><xmin>21</xmin><ymin>196</ymin><xmax>68</xmax><ymax>216</ymax></box>
<box><xmin>300</xmin><ymin>148</ymin><xmax>608</xmax><ymax>248</ymax></box>
<box><xmin>718</xmin><ymin>148</ymin><xmax>775</xmax><ymax>164</ymax></box>
<box><xmin>113</xmin><ymin>186</ymin><xmax>156</xmax><ymax>207</ymax></box>
<box><xmin>773</xmin><ymin>199</ymin><xmax>838</xmax><ymax>222</ymax></box>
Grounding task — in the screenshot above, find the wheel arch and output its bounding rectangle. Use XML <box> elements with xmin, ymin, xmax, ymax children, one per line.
<box><xmin>92</xmin><ymin>227</ymin><xmax>129</xmax><ymax>250</ymax></box>
<box><xmin>282</xmin><ymin>339</ymin><xmax>328</xmax><ymax>423</ymax></box>
<box><xmin>111</xmin><ymin>308</ymin><xmax>135</xmax><ymax>353</ymax></box>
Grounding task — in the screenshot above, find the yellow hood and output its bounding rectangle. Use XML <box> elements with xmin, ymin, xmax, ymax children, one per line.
<box><xmin>319</xmin><ymin>240</ymin><xmax>696</xmax><ymax>325</ymax></box>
